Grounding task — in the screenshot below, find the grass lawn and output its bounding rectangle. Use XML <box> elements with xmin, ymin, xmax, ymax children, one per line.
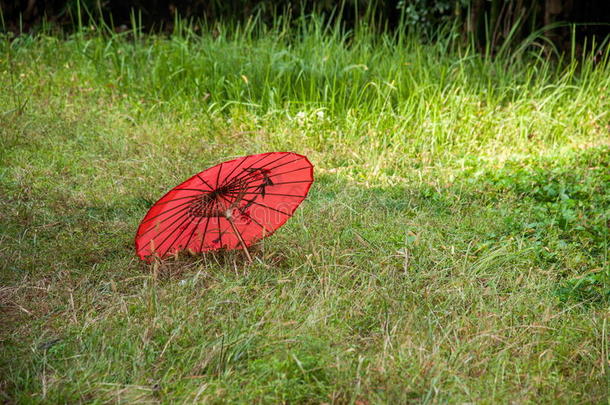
<box><xmin>1</xmin><ymin>17</ymin><xmax>609</xmax><ymax>403</ymax></box>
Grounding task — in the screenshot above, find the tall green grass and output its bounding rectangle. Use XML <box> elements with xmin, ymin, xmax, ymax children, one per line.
<box><xmin>3</xmin><ymin>13</ymin><xmax>609</xmax><ymax>164</ymax></box>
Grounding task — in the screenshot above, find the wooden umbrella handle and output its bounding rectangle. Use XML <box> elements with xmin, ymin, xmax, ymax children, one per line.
<box><xmin>225</xmin><ymin>212</ymin><xmax>253</xmax><ymax>263</ymax></box>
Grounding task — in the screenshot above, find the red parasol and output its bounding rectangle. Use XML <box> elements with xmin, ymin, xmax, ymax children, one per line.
<box><xmin>135</xmin><ymin>152</ymin><xmax>314</xmax><ymax>262</ymax></box>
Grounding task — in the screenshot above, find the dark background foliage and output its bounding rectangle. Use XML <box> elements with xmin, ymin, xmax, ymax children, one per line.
<box><xmin>2</xmin><ymin>1</ymin><xmax>609</xmax><ymax>51</ymax></box>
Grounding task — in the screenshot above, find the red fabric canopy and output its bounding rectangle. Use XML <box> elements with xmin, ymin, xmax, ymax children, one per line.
<box><xmin>135</xmin><ymin>152</ymin><xmax>314</xmax><ymax>261</ymax></box>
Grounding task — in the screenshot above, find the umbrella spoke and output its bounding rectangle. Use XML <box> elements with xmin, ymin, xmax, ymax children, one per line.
<box><xmin>244</xmin><ymin>214</ymin><xmax>271</xmax><ymax>234</ymax></box>
<box><xmin>137</xmin><ymin>208</ymin><xmax>192</xmax><ymax>253</ymax></box>
<box><xmin>138</xmin><ymin>202</ymin><xmax>193</xmax><ymax>234</ymax></box>
<box><xmin>173</xmin><ymin>187</ymin><xmax>210</xmax><ymax>192</ymax></box>
<box><xmin>215</xmin><ymin>163</ymin><xmax>225</xmax><ymax>249</ymax></box>
<box><xmin>235</xmin><ymin>180</ymin><xmax>313</xmax><ymax>192</ymax></box>
<box><xmin>153</xmin><ymin>194</ymin><xmax>203</xmax><ymax>205</ymax></box>
<box><xmin>238</xmin><ymin>197</ymin><xmax>292</xmax><ymax>216</ymax></box>
<box><xmin>264</xmin><ymin>180</ymin><xmax>312</xmax><ymax>186</ymax></box>
<box><xmin>226</xmin><ymin>165</ymin><xmax>311</xmax><ymax>195</ymax></box>
<box><xmin>217</xmin><ymin>152</ymin><xmax>252</xmax><ymax>188</ymax></box>
<box><xmin>225</xmin><ymin>190</ymin><xmax>307</xmax><ymax>198</ymax></box>
<box><xmin>198</xmin><ymin>217</ymin><xmax>212</xmax><ymax>252</ymax></box>
<box><xmin>196</xmin><ymin>173</ymin><xmax>215</xmax><ymax>190</ymax></box>
<box><xmin>225</xmin><ymin>153</ymin><xmax>284</xmax><ymax>182</ymax></box>
<box><xmin>226</xmin><ymin>156</ymin><xmax>303</xmax><ymax>185</ymax></box>
<box><xmin>221</xmin><ymin>153</ymin><xmax>290</xmax><ymax>187</ymax></box>
<box><xmin>216</xmin><ymin>193</ymin><xmax>271</xmax><ymax>234</ymax></box>
<box><xmin>155</xmin><ymin>215</ymin><xmax>194</xmax><ymax>256</ymax></box>
<box><xmin>267</xmin><ymin>165</ymin><xmax>311</xmax><ymax>179</ymax></box>
<box><xmin>183</xmin><ymin>216</ymin><xmax>205</xmax><ymax>252</ymax></box>
<box><xmin>215</xmin><ymin>162</ymin><xmax>223</xmax><ymax>189</ymax></box>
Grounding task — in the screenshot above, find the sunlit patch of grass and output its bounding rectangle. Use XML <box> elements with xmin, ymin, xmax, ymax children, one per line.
<box><xmin>1</xmin><ymin>15</ymin><xmax>608</xmax><ymax>403</ymax></box>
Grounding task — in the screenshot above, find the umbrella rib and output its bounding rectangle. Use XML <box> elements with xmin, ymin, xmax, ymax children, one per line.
<box><xmin>217</xmin><ymin>153</ymin><xmax>253</xmax><ymax>189</ymax></box>
<box><xmin>173</xmin><ymin>188</ymin><xmax>211</xmax><ymax>192</ymax></box>
<box><xmin>137</xmin><ymin>209</ymin><xmax>192</xmax><ymax>253</ymax></box>
<box><xmin>225</xmin><ymin>190</ymin><xmax>306</xmax><ymax>198</ymax></box>
<box><xmin>263</xmin><ymin>180</ymin><xmax>312</xmax><ymax>186</ymax></box>
<box><xmin>263</xmin><ymin>156</ymin><xmax>306</xmax><ymax>173</ymax></box>
<box><xmin>196</xmin><ymin>173</ymin><xmax>215</xmax><ymax>190</ymax></box>
<box><xmin>220</xmin><ymin>153</ymin><xmax>290</xmax><ymax>188</ymax></box>
<box><xmin>238</xmin><ymin>197</ymin><xmax>292</xmax><ymax>216</ymax></box>
<box><xmin>154</xmin><ymin>215</ymin><xmax>194</xmax><ymax>257</ymax></box>
<box><xmin>226</xmin><ymin>160</ymin><xmax>307</xmax><ymax>192</ymax></box>
<box><xmin>137</xmin><ymin>202</ymin><xmax>194</xmax><ymax>235</ymax></box>
<box><xmin>138</xmin><ymin>196</ymin><xmax>200</xmax><ymax>227</ymax></box>
<box><xmin>198</xmin><ymin>217</ymin><xmax>212</xmax><ymax>252</ymax></box>
<box><xmin>244</xmin><ymin>213</ymin><xmax>271</xmax><ymax>234</ymax></box>
<box><xmin>215</xmin><ymin>165</ymin><xmax>224</xmax><ymax>248</ymax></box>
<box><xmin>215</xmin><ymin>162</ymin><xmax>223</xmax><ymax>189</ymax></box>
<box><xmin>151</xmin><ymin>194</ymin><xmax>203</xmax><ymax>206</ymax></box>
<box><xmin>227</xmin><ymin>164</ymin><xmax>311</xmax><ymax>191</ymax></box>
<box><xmin>226</xmin><ymin>156</ymin><xmax>303</xmax><ymax>185</ymax></box>
<box><xmin>216</xmin><ymin>194</ymin><xmax>271</xmax><ymax>234</ymax></box>
<box><xmin>218</xmin><ymin>153</ymin><xmax>278</xmax><ymax>184</ymax></box>
<box><xmin>223</xmin><ymin>182</ymin><xmax>243</xmax><ymax>196</ymax></box>
<box><xmin>236</xmin><ymin>180</ymin><xmax>313</xmax><ymax>191</ymax></box>
<box><xmin>183</xmin><ymin>216</ymin><xmax>205</xmax><ymax>253</ymax></box>
<box><xmin>266</xmin><ymin>165</ymin><xmax>311</xmax><ymax>179</ymax></box>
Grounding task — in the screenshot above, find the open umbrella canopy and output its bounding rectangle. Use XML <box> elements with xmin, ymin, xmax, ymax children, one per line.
<box><xmin>135</xmin><ymin>152</ymin><xmax>314</xmax><ymax>261</ymax></box>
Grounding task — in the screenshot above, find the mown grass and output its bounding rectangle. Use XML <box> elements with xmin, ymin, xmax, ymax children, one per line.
<box><xmin>1</xmin><ymin>14</ymin><xmax>609</xmax><ymax>403</ymax></box>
